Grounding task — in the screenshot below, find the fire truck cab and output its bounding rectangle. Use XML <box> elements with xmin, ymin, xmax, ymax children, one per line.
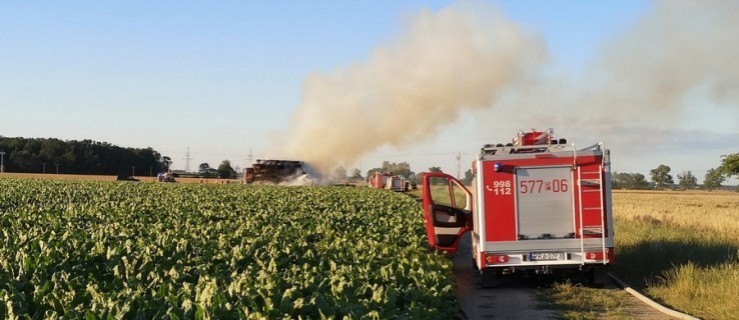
<box><xmin>422</xmin><ymin>129</ymin><xmax>613</xmax><ymax>287</ymax></box>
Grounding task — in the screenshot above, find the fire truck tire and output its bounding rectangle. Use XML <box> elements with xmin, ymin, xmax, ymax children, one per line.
<box><xmin>480</xmin><ymin>270</ymin><xmax>500</xmax><ymax>288</ymax></box>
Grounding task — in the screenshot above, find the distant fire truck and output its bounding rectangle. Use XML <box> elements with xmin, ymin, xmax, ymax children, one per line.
<box><xmin>368</xmin><ymin>172</ymin><xmax>408</xmax><ymax>192</ymax></box>
<box><xmin>422</xmin><ymin>129</ymin><xmax>613</xmax><ymax>286</ymax></box>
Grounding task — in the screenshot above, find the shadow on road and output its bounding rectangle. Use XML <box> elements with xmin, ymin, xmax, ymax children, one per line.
<box><xmin>452</xmin><ymin>232</ymin><xmax>562</xmax><ymax>320</ymax></box>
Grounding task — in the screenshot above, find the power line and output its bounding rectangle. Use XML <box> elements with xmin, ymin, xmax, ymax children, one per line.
<box><xmin>246</xmin><ymin>147</ymin><xmax>253</xmax><ymax>168</ymax></box>
<box><xmin>456</xmin><ymin>152</ymin><xmax>461</xmax><ymax>179</ymax></box>
<box><xmin>183</xmin><ymin>147</ymin><xmax>193</xmax><ymax>173</ymax></box>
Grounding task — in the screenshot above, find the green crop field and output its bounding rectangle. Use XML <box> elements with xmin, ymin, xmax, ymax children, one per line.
<box><xmin>0</xmin><ymin>178</ymin><xmax>458</xmax><ymax>319</ymax></box>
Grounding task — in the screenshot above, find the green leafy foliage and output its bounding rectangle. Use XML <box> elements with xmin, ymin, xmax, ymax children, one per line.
<box><xmin>0</xmin><ymin>136</ymin><xmax>165</xmax><ymax>175</ymax></box>
<box><xmin>611</xmin><ymin>172</ymin><xmax>651</xmax><ymax>190</ymax></box>
<box><xmin>0</xmin><ymin>179</ymin><xmax>457</xmax><ymax>319</ymax></box>
<box><xmin>719</xmin><ymin>153</ymin><xmax>739</xmax><ymax>178</ymax></box>
<box><xmin>677</xmin><ymin>170</ymin><xmax>698</xmax><ymax>190</ymax></box>
<box><xmin>703</xmin><ymin>168</ymin><xmax>725</xmax><ymax>191</ymax></box>
<box><xmin>649</xmin><ymin>164</ymin><xmax>674</xmax><ymax>189</ymax></box>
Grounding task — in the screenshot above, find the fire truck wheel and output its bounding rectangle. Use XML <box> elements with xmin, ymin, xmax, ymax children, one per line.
<box><xmin>480</xmin><ymin>270</ymin><xmax>500</xmax><ymax>288</ymax></box>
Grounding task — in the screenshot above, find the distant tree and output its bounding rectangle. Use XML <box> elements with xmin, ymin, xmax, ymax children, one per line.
<box><xmin>611</xmin><ymin>172</ymin><xmax>625</xmax><ymax>189</ymax></box>
<box><xmin>677</xmin><ymin>171</ymin><xmax>698</xmax><ymax>190</ymax></box>
<box><xmin>199</xmin><ymin>162</ymin><xmax>217</xmax><ymax>178</ymax></box>
<box><xmin>631</xmin><ymin>173</ymin><xmax>651</xmax><ymax>189</ymax></box>
<box><xmin>429</xmin><ymin>166</ymin><xmax>443</xmax><ymax>173</ymax></box>
<box><xmin>650</xmin><ymin>165</ymin><xmax>674</xmax><ymax>189</ymax></box>
<box><xmin>612</xmin><ymin>172</ymin><xmax>651</xmax><ymax>190</ymax></box>
<box><xmin>703</xmin><ymin>168</ymin><xmax>725</xmax><ymax>191</ymax></box>
<box><xmin>334</xmin><ymin>166</ymin><xmax>347</xmax><ymax>181</ymax></box>
<box><xmin>199</xmin><ymin>163</ymin><xmax>210</xmax><ymax>174</ymax></box>
<box><xmin>366</xmin><ymin>161</ymin><xmax>414</xmax><ymax>180</ymax></box>
<box><xmin>366</xmin><ymin>168</ymin><xmax>381</xmax><ymax>180</ymax></box>
<box><xmin>0</xmin><ymin>136</ymin><xmax>165</xmax><ymax>175</ymax></box>
<box><xmin>460</xmin><ymin>169</ymin><xmax>474</xmax><ymax>185</ymax></box>
<box><xmin>408</xmin><ymin>172</ymin><xmax>418</xmax><ymax>183</ymax></box>
<box><xmin>381</xmin><ymin>161</ymin><xmax>413</xmax><ymax>179</ymax></box>
<box><xmin>217</xmin><ymin>160</ymin><xmax>237</xmax><ymax>179</ymax></box>
<box><xmin>719</xmin><ymin>153</ymin><xmax>739</xmax><ymax>178</ymax></box>
<box><xmin>162</xmin><ymin>156</ymin><xmax>172</xmax><ymax>172</ymax></box>
<box><xmin>350</xmin><ymin>168</ymin><xmax>363</xmax><ymax>179</ymax></box>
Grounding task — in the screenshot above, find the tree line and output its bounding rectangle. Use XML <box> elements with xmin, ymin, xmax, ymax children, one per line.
<box><xmin>362</xmin><ymin>161</ymin><xmax>471</xmax><ymax>184</ymax></box>
<box><xmin>198</xmin><ymin>161</ymin><xmax>238</xmax><ymax>179</ymax></box>
<box><xmin>613</xmin><ymin>153</ymin><xmax>738</xmax><ymax>191</ymax></box>
<box><xmin>0</xmin><ymin>136</ymin><xmax>168</xmax><ymax>176</ymax></box>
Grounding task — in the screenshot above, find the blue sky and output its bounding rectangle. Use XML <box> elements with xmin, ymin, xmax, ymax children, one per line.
<box><xmin>1</xmin><ymin>1</ymin><xmax>736</xmax><ymax>182</ymax></box>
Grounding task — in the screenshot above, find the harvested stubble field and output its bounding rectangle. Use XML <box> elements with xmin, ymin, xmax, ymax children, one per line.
<box><xmin>611</xmin><ymin>190</ymin><xmax>739</xmax><ymax>320</ymax></box>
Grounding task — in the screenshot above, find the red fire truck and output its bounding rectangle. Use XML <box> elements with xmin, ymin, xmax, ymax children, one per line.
<box><xmin>422</xmin><ymin>129</ymin><xmax>613</xmax><ymax>286</ymax></box>
<box><xmin>369</xmin><ymin>172</ymin><xmax>408</xmax><ymax>192</ymax></box>
<box><xmin>368</xmin><ymin>172</ymin><xmax>391</xmax><ymax>189</ymax></box>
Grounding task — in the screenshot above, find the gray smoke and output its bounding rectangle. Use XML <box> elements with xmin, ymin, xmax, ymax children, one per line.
<box><xmin>278</xmin><ymin>2</ymin><xmax>546</xmax><ymax>174</ymax></box>
<box><xmin>582</xmin><ymin>0</ymin><xmax>739</xmax><ymax>123</ymax></box>
<box><xmin>513</xmin><ymin>0</ymin><xmax>739</xmax><ymax>135</ymax></box>
<box><xmin>278</xmin><ymin>0</ymin><xmax>739</xmax><ymax>175</ymax></box>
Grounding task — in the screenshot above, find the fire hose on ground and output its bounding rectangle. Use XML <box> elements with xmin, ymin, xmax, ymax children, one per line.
<box><xmin>608</xmin><ymin>273</ymin><xmax>700</xmax><ymax>320</ymax></box>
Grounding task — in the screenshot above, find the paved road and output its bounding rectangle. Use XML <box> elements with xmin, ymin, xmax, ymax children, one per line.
<box><xmin>451</xmin><ymin>233</ymin><xmax>673</xmax><ymax>320</ymax></box>
<box><xmin>452</xmin><ymin>233</ymin><xmax>560</xmax><ymax>319</ymax></box>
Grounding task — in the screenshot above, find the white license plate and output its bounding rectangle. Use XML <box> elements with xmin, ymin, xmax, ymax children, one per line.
<box><xmin>529</xmin><ymin>252</ymin><xmax>565</xmax><ymax>261</ymax></box>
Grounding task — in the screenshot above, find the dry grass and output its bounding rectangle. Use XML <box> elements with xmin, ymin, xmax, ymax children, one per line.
<box><xmin>538</xmin><ymin>281</ymin><xmax>640</xmax><ymax>320</ymax></box>
<box><xmin>612</xmin><ymin>190</ymin><xmax>739</xmax><ymax>320</ymax></box>
<box><xmin>614</xmin><ymin>190</ymin><xmax>739</xmax><ymax>241</ymax></box>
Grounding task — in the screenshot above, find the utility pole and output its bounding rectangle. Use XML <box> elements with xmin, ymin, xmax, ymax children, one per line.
<box><xmin>131</xmin><ymin>166</ymin><xmax>136</xmax><ymax>177</ymax></box>
<box><xmin>246</xmin><ymin>147</ymin><xmax>253</xmax><ymax>168</ymax></box>
<box><xmin>42</xmin><ymin>163</ymin><xmax>47</xmax><ymax>174</ymax></box>
<box><xmin>456</xmin><ymin>152</ymin><xmax>461</xmax><ymax>179</ymax></box>
<box><xmin>0</xmin><ymin>151</ymin><xmax>5</xmax><ymax>173</ymax></box>
<box><xmin>183</xmin><ymin>147</ymin><xmax>192</xmax><ymax>173</ymax></box>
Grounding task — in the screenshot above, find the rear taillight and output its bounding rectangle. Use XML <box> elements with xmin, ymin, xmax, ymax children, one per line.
<box><xmin>585</xmin><ymin>251</ymin><xmax>604</xmax><ymax>260</ymax></box>
<box><xmin>586</xmin><ymin>248</ymin><xmax>613</xmax><ymax>262</ymax></box>
<box><xmin>485</xmin><ymin>254</ymin><xmax>510</xmax><ymax>264</ymax></box>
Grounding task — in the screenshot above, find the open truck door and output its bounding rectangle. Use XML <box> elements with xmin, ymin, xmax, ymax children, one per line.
<box><xmin>422</xmin><ymin>172</ymin><xmax>473</xmax><ymax>253</ymax></box>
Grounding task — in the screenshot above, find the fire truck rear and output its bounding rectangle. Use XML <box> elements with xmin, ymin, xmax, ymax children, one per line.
<box><xmin>422</xmin><ymin>129</ymin><xmax>613</xmax><ymax>286</ymax></box>
<box><xmin>368</xmin><ymin>172</ymin><xmax>408</xmax><ymax>192</ymax></box>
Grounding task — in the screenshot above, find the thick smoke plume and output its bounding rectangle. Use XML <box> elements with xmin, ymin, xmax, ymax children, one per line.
<box><xmin>456</xmin><ymin>0</ymin><xmax>739</xmax><ymax>167</ymax></box>
<box><xmin>279</xmin><ymin>2</ymin><xmax>545</xmax><ymax>174</ymax></box>
<box><xmin>581</xmin><ymin>0</ymin><xmax>739</xmax><ymax>123</ymax></box>
<box><xmin>517</xmin><ymin>0</ymin><xmax>739</xmax><ymax>138</ymax></box>
<box><xmin>278</xmin><ymin>0</ymin><xmax>739</xmax><ymax>176</ymax></box>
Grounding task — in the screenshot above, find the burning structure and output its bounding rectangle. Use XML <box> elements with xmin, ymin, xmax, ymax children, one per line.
<box><xmin>243</xmin><ymin>159</ymin><xmax>309</xmax><ymax>185</ymax></box>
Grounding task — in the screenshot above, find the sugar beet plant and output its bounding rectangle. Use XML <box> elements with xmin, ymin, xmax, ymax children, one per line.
<box><xmin>0</xmin><ymin>179</ymin><xmax>457</xmax><ymax>319</ymax></box>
